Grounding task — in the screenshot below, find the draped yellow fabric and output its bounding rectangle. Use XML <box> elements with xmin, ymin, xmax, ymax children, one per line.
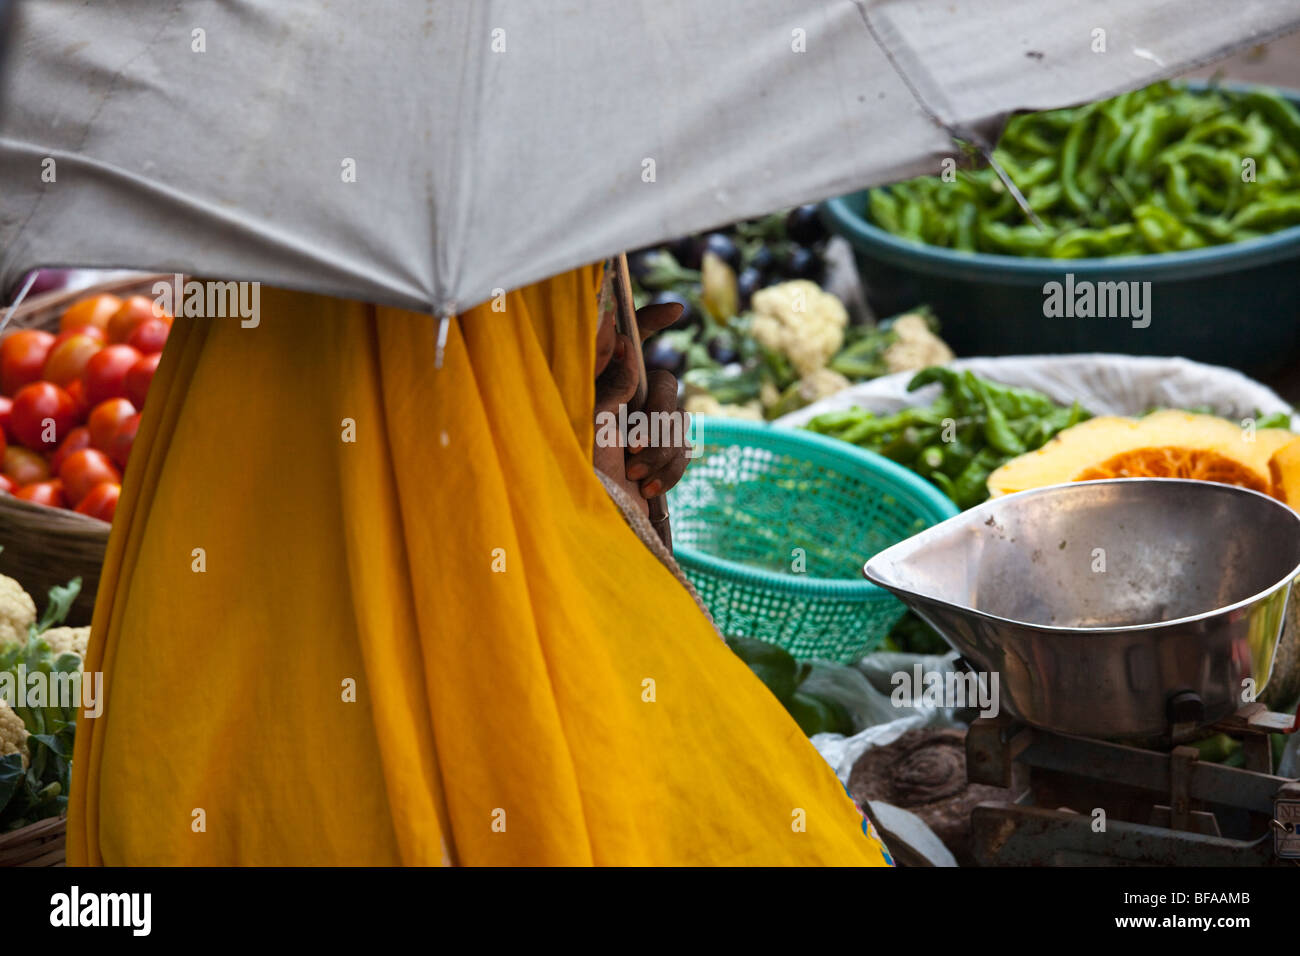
<box><xmin>68</xmin><ymin>266</ymin><xmax>888</xmax><ymax>866</ymax></box>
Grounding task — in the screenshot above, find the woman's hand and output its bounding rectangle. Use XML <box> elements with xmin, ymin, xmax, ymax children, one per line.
<box><xmin>594</xmin><ymin>302</ymin><xmax>692</xmax><ymax>502</ymax></box>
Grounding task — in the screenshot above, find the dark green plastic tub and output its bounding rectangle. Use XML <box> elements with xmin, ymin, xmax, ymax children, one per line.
<box><xmin>822</xmin><ymin>91</ymin><xmax>1300</xmax><ymax>376</ymax></box>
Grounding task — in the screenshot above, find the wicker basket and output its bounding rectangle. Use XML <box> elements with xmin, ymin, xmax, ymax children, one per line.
<box><xmin>0</xmin><ymin>815</ymin><xmax>66</xmax><ymax>866</ymax></box>
<box><xmin>0</xmin><ymin>274</ymin><xmax>172</xmax><ymax>624</ymax></box>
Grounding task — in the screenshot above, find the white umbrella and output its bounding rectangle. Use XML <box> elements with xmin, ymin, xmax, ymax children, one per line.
<box><xmin>1</xmin><ymin>0</ymin><xmax>1297</xmax><ymax>315</ymax></box>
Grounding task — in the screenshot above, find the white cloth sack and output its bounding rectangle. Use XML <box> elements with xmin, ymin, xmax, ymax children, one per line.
<box><xmin>776</xmin><ymin>354</ymin><xmax>1295</xmax><ymax>429</ymax></box>
<box><xmin>811</xmin><ymin>650</ymin><xmax>967</xmax><ymax>783</ymax></box>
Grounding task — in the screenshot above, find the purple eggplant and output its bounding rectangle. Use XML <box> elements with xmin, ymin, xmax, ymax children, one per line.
<box><xmin>785</xmin><ymin>204</ymin><xmax>828</xmax><ymax>245</ymax></box>
<box><xmin>703</xmin><ymin>232</ymin><xmax>742</xmax><ymax>272</ymax></box>
<box><xmin>736</xmin><ymin>267</ymin><xmax>764</xmax><ymax>308</ymax></box>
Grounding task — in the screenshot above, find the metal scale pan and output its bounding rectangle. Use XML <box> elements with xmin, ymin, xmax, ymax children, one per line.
<box><xmin>864</xmin><ymin>478</ymin><xmax>1300</xmax><ymax>741</ymax></box>
<box><xmin>864</xmin><ymin>478</ymin><xmax>1300</xmax><ymax>864</ymax></box>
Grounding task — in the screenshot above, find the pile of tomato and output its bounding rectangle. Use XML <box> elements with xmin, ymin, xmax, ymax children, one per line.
<box><xmin>0</xmin><ymin>293</ymin><xmax>167</xmax><ymax>523</ymax></box>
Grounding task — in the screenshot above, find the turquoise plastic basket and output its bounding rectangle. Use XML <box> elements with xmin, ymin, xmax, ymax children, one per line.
<box><xmin>668</xmin><ymin>417</ymin><xmax>958</xmax><ymax>663</ymax></box>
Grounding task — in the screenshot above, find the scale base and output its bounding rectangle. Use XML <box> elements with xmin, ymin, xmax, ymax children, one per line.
<box><xmin>965</xmin><ymin>709</ymin><xmax>1300</xmax><ymax>866</ymax></box>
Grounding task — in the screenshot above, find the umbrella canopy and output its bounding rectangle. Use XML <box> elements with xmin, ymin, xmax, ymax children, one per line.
<box><xmin>1</xmin><ymin>0</ymin><xmax>1297</xmax><ymax>314</ymax></box>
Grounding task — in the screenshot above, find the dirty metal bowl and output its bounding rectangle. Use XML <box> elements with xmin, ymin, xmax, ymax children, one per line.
<box><xmin>863</xmin><ymin>478</ymin><xmax>1300</xmax><ymax>740</ymax></box>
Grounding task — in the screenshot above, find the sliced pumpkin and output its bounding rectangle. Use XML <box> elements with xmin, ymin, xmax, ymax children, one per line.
<box><xmin>987</xmin><ymin>410</ymin><xmax>1295</xmax><ymax>499</ymax></box>
<box><xmin>1269</xmin><ymin>436</ymin><xmax>1300</xmax><ymax>506</ymax></box>
<box><xmin>1075</xmin><ymin>447</ymin><xmax>1272</xmax><ymax>493</ymax></box>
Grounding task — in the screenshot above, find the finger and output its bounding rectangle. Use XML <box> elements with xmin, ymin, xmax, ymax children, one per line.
<box><xmin>594</xmin><ymin>309</ymin><xmax>617</xmax><ymax>379</ymax></box>
<box><xmin>594</xmin><ymin>335</ymin><xmax>639</xmax><ymax>410</ymax></box>
<box><xmin>627</xmin><ymin>437</ymin><xmax>684</xmax><ymax>483</ymax></box>
<box><xmin>644</xmin><ymin>368</ymin><xmax>680</xmax><ymax>417</ymax></box>
<box><xmin>634</xmin><ymin>302</ymin><xmax>684</xmax><ymax>341</ymax></box>
<box><xmin>626</xmin><ymin>369</ymin><xmax>680</xmax><ymax>460</ymax></box>
<box><xmin>639</xmin><ymin>444</ymin><xmax>690</xmax><ymax>499</ymax></box>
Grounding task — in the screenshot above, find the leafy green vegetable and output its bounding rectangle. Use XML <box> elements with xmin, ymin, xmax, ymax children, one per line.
<box><xmin>725</xmin><ymin>635</ymin><xmax>854</xmax><ymax>736</ymax></box>
<box><xmin>1254</xmin><ymin>410</ymin><xmax>1294</xmax><ymax>430</ymax></box>
<box><xmin>31</xmin><ymin>577</ymin><xmax>81</xmax><ymax>639</ymax></box>
<box><xmin>682</xmin><ymin>363</ymin><xmax>763</xmax><ymax>406</ymax></box>
<box><xmin>0</xmin><ymin>577</ymin><xmax>82</xmax><ymax>832</ymax></box>
<box><xmin>0</xmin><ymin>754</ymin><xmax>24</xmax><ymax>814</ymax></box>
<box><xmin>885</xmin><ymin>612</ymin><xmax>951</xmax><ymax>655</ymax></box>
<box><xmin>1141</xmin><ymin>405</ymin><xmax>1295</xmax><ymax>429</ymax></box>
<box><xmin>827</xmin><ymin>307</ymin><xmax>940</xmax><ymax>381</ymax></box>
<box><xmin>786</xmin><ymin>691</ymin><xmax>853</xmax><ymax>737</ymax></box>
<box><xmin>725</xmin><ymin>636</ymin><xmax>800</xmax><ymax>705</ymax></box>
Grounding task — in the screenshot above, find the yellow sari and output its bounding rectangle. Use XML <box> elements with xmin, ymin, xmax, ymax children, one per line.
<box><xmin>68</xmin><ymin>265</ymin><xmax>889</xmax><ymax>866</ymax></box>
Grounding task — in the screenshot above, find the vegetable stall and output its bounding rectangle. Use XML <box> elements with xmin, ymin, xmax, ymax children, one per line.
<box><xmin>634</xmin><ymin>76</ymin><xmax>1300</xmax><ymax>865</ymax></box>
<box><xmin>5</xmin><ymin>44</ymin><xmax>1300</xmax><ymax>869</ymax></box>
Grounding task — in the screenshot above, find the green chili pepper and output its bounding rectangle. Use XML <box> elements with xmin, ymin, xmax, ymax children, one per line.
<box><xmin>900</xmin><ymin>201</ymin><xmax>924</xmax><ymax>239</ymax></box>
<box><xmin>1242</xmin><ymin>90</ymin><xmax>1300</xmax><ymax>149</ymax></box>
<box><xmin>978</xmin><ymin>221</ymin><xmax>1053</xmax><ymax>255</ymax></box>
<box><xmin>806</xmin><ymin>408</ymin><xmax>870</xmax><ymax>433</ymax></box>
<box><xmin>966</xmin><ymin>375</ymin><xmax>1025</xmax><ymax>455</ymax></box>
<box><xmin>951</xmin><ymin>448</ymin><xmax>1005</xmax><ymax>509</ymax></box>
<box><xmin>1163</xmin><ymin>161</ymin><xmax>1196</xmax><ymax>217</ymax></box>
<box><xmin>1102</xmin><ymin>124</ymin><xmax>1136</xmax><ymax>173</ymax></box>
<box><xmin>917</xmin><ymin>445</ymin><xmax>945</xmax><ymax>473</ymax></box>
<box><xmin>1016</xmin><ymin>156</ymin><xmax>1059</xmax><ymax>189</ymax></box>
<box><xmin>868</xmin><ymin>190</ymin><xmax>902</xmax><ymax>234</ymax></box>
<box><xmin>1230</xmin><ymin>195</ymin><xmax>1300</xmax><ymax>231</ymax></box>
<box><xmin>1060</xmin><ymin>110</ymin><xmax>1094</xmax><ymax>214</ymax></box>
<box><xmin>1048</xmin><ymin>223</ymin><xmax>1136</xmax><ymax>258</ymax></box>
<box><xmin>953</xmin><ymin>202</ymin><xmax>978</xmax><ymax>251</ymax></box>
<box><xmin>866</xmin><ymin>82</ymin><xmax>1300</xmax><ymax>257</ymax></box>
<box><xmin>928</xmin><ymin>471</ymin><xmax>956</xmax><ymax>499</ymax></box>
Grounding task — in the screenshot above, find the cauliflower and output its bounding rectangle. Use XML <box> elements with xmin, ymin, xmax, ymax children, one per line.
<box><xmin>0</xmin><ymin>698</ymin><xmax>28</xmax><ymax>767</ymax></box>
<box><xmin>0</xmin><ymin>574</ymin><xmax>36</xmax><ymax>646</ymax></box>
<box><xmin>883</xmin><ymin>312</ymin><xmax>954</xmax><ymax>374</ymax></box>
<box><xmin>41</xmin><ymin>626</ymin><xmax>90</xmax><ymax>662</ymax></box>
<box><xmin>795</xmin><ymin>367</ymin><xmax>850</xmax><ymax>404</ymax></box>
<box><xmin>763</xmin><ymin>367</ymin><xmax>852</xmax><ymax>419</ymax></box>
<box><xmin>750</xmin><ymin>280</ymin><xmax>848</xmax><ymax>377</ymax></box>
<box><xmin>684</xmin><ymin>394</ymin><xmax>764</xmax><ymax>421</ymax></box>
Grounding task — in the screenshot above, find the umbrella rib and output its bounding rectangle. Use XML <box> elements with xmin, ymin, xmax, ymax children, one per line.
<box><xmin>849</xmin><ymin>0</ymin><xmax>1044</xmax><ymax>227</ymax></box>
<box><xmin>849</xmin><ymin>1</ymin><xmax>978</xmax><ymax>148</ymax></box>
<box><xmin>0</xmin><ymin>269</ymin><xmax>38</xmax><ymax>337</ymax></box>
<box><xmin>434</xmin><ymin>313</ymin><xmax>450</xmax><ymax>369</ymax></box>
<box><xmin>427</xmin><ymin>3</ymin><xmax>495</xmax><ymax>370</ymax></box>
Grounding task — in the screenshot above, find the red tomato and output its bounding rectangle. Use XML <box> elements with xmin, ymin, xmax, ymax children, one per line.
<box><xmin>0</xmin><ymin>396</ymin><xmax>11</xmax><ymax>441</ymax></box>
<box><xmin>75</xmin><ymin>481</ymin><xmax>120</xmax><ymax>522</ymax></box>
<box><xmin>42</xmin><ymin>333</ymin><xmax>103</xmax><ymax>388</ymax></box>
<box><xmin>0</xmin><ymin>474</ymin><xmax>14</xmax><ymax>494</ymax></box>
<box><xmin>107</xmin><ymin>412</ymin><xmax>140</xmax><ymax>470</ymax></box>
<box><xmin>82</xmin><ymin>344</ymin><xmax>141</xmax><ymax>405</ymax></box>
<box><xmin>0</xmin><ymin>329</ymin><xmax>56</xmax><ymax>397</ymax></box>
<box><xmin>126</xmin><ymin>318</ymin><xmax>169</xmax><ymax>355</ymax></box>
<box><xmin>124</xmin><ymin>352</ymin><xmax>161</xmax><ymax>409</ymax></box>
<box><xmin>87</xmin><ymin>398</ymin><xmax>136</xmax><ymax>452</ymax></box>
<box><xmin>64</xmin><ymin>379</ymin><xmax>90</xmax><ymax>421</ymax></box>
<box><xmin>49</xmin><ymin>425</ymin><xmax>92</xmax><ymax>476</ymax></box>
<box><xmin>60</xmin><ymin>294</ymin><xmax>122</xmax><ymax>334</ymax></box>
<box><xmin>3</xmin><ymin>445</ymin><xmax>49</xmax><ymax>485</ymax></box>
<box><xmin>15</xmin><ymin>479</ymin><xmax>66</xmax><ymax>509</ymax></box>
<box><xmin>10</xmin><ymin>382</ymin><xmax>78</xmax><ymax>450</ymax></box>
<box><xmin>59</xmin><ymin>447</ymin><xmax>120</xmax><ymax>505</ymax></box>
<box><xmin>52</xmin><ymin>325</ymin><xmax>107</xmax><ymax>348</ymax></box>
<box><xmin>107</xmin><ymin>295</ymin><xmax>168</xmax><ymax>344</ymax></box>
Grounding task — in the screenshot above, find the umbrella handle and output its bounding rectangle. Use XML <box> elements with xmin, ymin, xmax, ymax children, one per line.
<box><xmin>612</xmin><ymin>254</ymin><xmax>672</xmax><ymax>551</ymax></box>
